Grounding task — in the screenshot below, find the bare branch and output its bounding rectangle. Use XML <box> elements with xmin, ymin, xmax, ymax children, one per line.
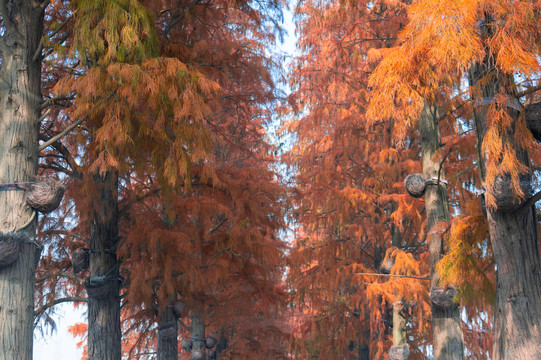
<box><xmin>39</xmin><ymin>117</ymin><xmax>84</xmax><ymax>151</ymax></box>
<box><xmin>519</xmin><ymin>190</ymin><xmax>541</xmax><ymax>212</ymax></box>
<box><xmin>36</xmin><ymin>270</ymin><xmax>85</xmax><ymax>286</ymax></box>
<box><xmin>35</xmin><ymin>296</ymin><xmax>87</xmax><ymax>318</ymax></box>
<box><xmin>517</xmin><ymin>84</ymin><xmax>541</xmax><ymax>99</ymax></box>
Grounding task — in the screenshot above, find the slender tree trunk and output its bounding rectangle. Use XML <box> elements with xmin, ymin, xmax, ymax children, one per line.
<box><xmin>469</xmin><ymin>58</ymin><xmax>541</xmax><ymax>360</ymax></box>
<box><xmin>157</xmin><ymin>304</ymin><xmax>179</xmax><ymax>360</ymax></box>
<box><xmin>0</xmin><ymin>2</ymin><xmax>45</xmax><ymax>359</ymax></box>
<box><xmin>191</xmin><ymin>305</ymin><xmax>206</xmax><ymax>360</ymax></box>
<box><xmin>86</xmin><ymin>172</ymin><xmax>121</xmax><ymax>360</ymax></box>
<box><xmin>388</xmin><ymin>226</ymin><xmax>409</xmax><ymax>360</ymax></box>
<box><xmin>419</xmin><ymin>104</ymin><xmax>464</xmax><ymax>360</ymax></box>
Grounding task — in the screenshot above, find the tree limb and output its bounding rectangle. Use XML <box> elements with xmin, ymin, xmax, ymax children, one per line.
<box><xmin>33</xmin><ymin>10</ymin><xmax>76</xmax><ymax>62</ymax></box>
<box><xmin>35</xmin><ymin>296</ymin><xmax>87</xmax><ymax>318</ymax></box>
<box><xmin>39</xmin><ymin>117</ymin><xmax>84</xmax><ymax>151</ymax></box>
<box><xmin>36</xmin><ymin>270</ymin><xmax>85</xmax><ymax>286</ymax></box>
<box><xmin>519</xmin><ymin>190</ymin><xmax>541</xmax><ymax>212</ymax></box>
<box><xmin>517</xmin><ymin>84</ymin><xmax>541</xmax><ymax>99</ymax></box>
<box><xmin>351</xmin><ymin>272</ymin><xmax>430</xmax><ymax>280</ymax></box>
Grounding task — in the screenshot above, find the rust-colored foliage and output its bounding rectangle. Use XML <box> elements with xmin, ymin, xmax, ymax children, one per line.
<box><xmin>36</xmin><ymin>0</ymin><xmax>289</xmax><ymax>358</ymax></box>
<box><xmin>284</xmin><ymin>1</ymin><xmax>432</xmax><ymax>359</ymax></box>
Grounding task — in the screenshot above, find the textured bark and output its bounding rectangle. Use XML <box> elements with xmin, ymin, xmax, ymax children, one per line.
<box><xmin>157</xmin><ymin>304</ymin><xmax>179</xmax><ymax>360</ymax></box>
<box><xmin>87</xmin><ymin>172</ymin><xmax>121</xmax><ymax>360</ymax></box>
<box><xmin>420</xmin><ymin>104</ymin><xmax>464</xmax><ymax>360</ymax></box>
<box><xmin>469</xmin><ymin>58</ymin><xmax>541</xmax><ymax>360</ymax></box>
<box><xmin>191</xmin><ymin>306</ymin><xmax>206</xmax><ymax>360</ymax></box>
<box><xmin>0</xmin><ymin>2</ymin><xmax>44</xmax><ymax>359</ymax></box>
<box><xmin>525</xmin><ymin>102</ymin><xmax>541</xmax><ymax>142</ymax></box>
<box><xmin>357</xmin><ymin>344</ymin><xmax>369</xmax><ymax>360</ymax></box>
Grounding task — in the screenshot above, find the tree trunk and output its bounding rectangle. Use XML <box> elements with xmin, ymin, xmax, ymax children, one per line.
<box><xmin>469</xmin><ymin>58</ymin><xmax>541</xmax><ymax>360</ymax></box>
<box><xmin>0</xmin><ymin>2</ymin><xmax>45</xmax><ymax>359</ymax></box>
<box><xmin>86</xmin><ymin>172</ymin><xmax>121</xmax><ymax>360</ymax></box>
<box><xmin>157</xmin><ymin>304</ymin><xmax>179</xmax><ymax>360</ymax></box>
<box><xmin>388</xmin><ymin>226</ymin><xmax>409</xmax><ymax>360</ymax></box>
<box><xmin>191</xmin><ymin>305</ymin><xmax>206</xmax><ymax>360</ymax></box>
<box><xmin>419</xmin><ymin>104</ymin><xmax>464</xmax><ymax>360</ymax></box>
<box><xmin>357</xmin><ymin>344</ymin><xmax>369</xmax><ymax>360</ymax></box>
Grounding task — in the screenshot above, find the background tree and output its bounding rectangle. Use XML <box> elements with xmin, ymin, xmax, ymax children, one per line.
<box><xmin>284</xmin><ymin>1</ymin><xmax>432</xmax><ymax>359</ymax></box>
<box><xmin>35</xmin><ymin>1</ymin><xmax>289</xmax><ymax>360</ymax></box>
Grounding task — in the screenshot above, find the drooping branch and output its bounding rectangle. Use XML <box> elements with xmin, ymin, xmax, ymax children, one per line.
<box><xmin>34</xmin><ymin>296</ymin><xmax>88</xmax><ymax>318</ymax></box>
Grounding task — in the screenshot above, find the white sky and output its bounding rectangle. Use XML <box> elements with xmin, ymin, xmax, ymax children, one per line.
<box><xmin>34</xmin><ymin>305</ymin><xmax>84</xmax><ymax>360</ymax></box>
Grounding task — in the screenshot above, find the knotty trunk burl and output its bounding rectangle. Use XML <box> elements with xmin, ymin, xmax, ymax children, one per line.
<box><xmin>0</xmin><ymin>2</ymin><xmax>45</xmax><ymax>359</ymax></box>
<box><xmin>87</xmin><ymin>172</ymin><xmax>121</xmax><ymax>360</ymax></box>
<box><xmin>469</xmin><ymin>57</ymin><xmax>541</xmax><ymax>360</ymax></box>
<box><xmin>419</xmin><ymin>104</ymin><xmax>464</xmax><ymax>360</ymax></box>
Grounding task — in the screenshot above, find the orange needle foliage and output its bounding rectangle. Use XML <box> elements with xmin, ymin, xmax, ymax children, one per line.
<box><xmin>284</xmin><ymin>1</ymin><xmax>432</xmax><ymax>359</ymax></box>
<box><xmin>36</xmin><ymin>0</ymin><xmax>289</xmax><ymax>358</ymax></box>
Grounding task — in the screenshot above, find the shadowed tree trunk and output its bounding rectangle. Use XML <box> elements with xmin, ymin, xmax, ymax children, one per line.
<box><xmin>157</xmin><ymin>303</ymin><xmax>179</xmax><ymax>360</ymax></box>
<box><xmin>191</xmin><ymin>305</ymin><xmax>206</xmax><ymax>360</ymax></box>
<box><xmin>86</xmin><ymin>171</ymin><xmax>121</xmax><ymax>360</ymax></box>
<box><xmin>469</xmin><ymin>51</ymin><xmax>541</xmax><ymax>360</ymax></box>
<box><xmin>0</xmin><ymin>2</ymin><xmax>45</xmax><ymax>359</ymax></box>
<box><xmin>420</xmin><ymin>104</ymin><xmax>464</xmax><ymax>360</ymax></box>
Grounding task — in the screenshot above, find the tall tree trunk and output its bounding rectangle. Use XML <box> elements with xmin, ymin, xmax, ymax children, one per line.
<box><xmin>191</xmin><ymin>305</ymin><xmax>206</xmax><ymax>360</ymax></box>
<box><xmin>419</xmin><ymin>104</ymin><xmax>464</xmax><ymax>360</ymax></box>
<box><xmin>0</xmin><ymin>2</ymin><xmax>45</xmax><ymax>359</ymax></box>
<box><xmin>86</xmin><ymin>172</ymin><xmax>121</xmax><ymax>360</ymax></box>
<box><xmin>157</xmin><ymin>303</ymin><xmax>179</xmax><ymax>360</ymax></box>
<box><xmin>388</xmin><ymin>226</ymin><xmax>409</xmax><ymax>360</ymax></box>
<box><xmin>469</xmin><ymin>58</ymin><xmax>541</xmax><ymax>360</ymax></box>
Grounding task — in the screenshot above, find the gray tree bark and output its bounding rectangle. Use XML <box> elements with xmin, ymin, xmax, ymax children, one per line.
<box><xmin>86</xmin><ymin>172</ymin><xmax>121</xmax><ymax>360</ymax></box>
<box><xmin>157</xmin><ymin>304</ymin><xmax>179</xmax><ymax>360</ymax></box>
<box><xmin>419</xmin><ymin>104</ymin><xmax>464</xmax><ymax>360</ymax></box>
<box><xmin>0</xmin><ymin>2</ymin><xmax>45</xmax><ymax>359</ymax></box>
<box><xmin>191</xmin><ymin>306</ymin><xmax>206</xmax><ymax>360</ymax></box>
<box><xmin>469</xmin><ymin>57</ymin><xmax>541</xmax><ymax>360</ymax></box>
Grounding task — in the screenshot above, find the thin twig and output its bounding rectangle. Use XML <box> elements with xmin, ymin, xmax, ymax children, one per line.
<box><xmin>209</xmin><ymin>217</ymin><xmax>228</xmax><ymax>234</ymax></box>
